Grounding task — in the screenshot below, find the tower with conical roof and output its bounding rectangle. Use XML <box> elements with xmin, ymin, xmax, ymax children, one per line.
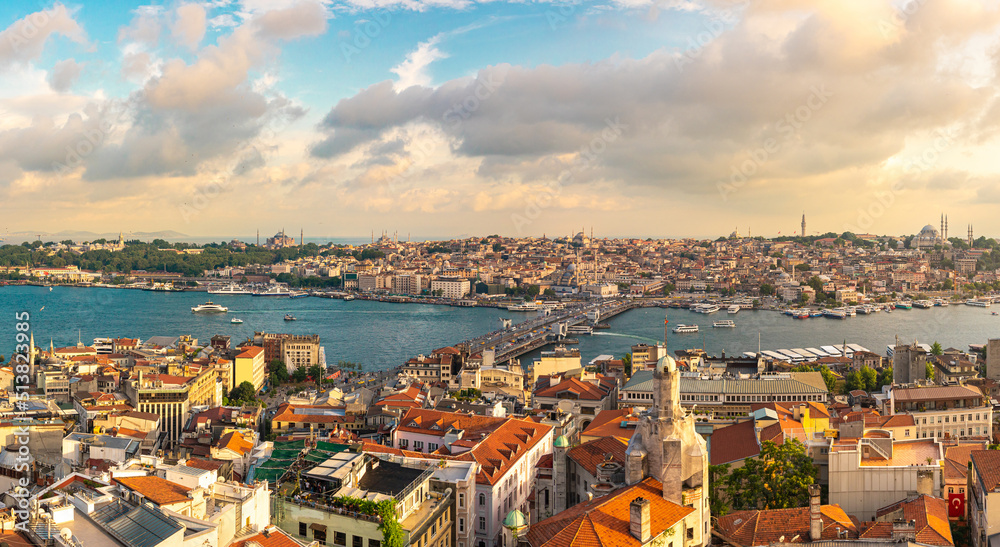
<box><xmin>801</xmin><ymin>213</ymin><xmax>806</xmax><ymax>237</ymax></box>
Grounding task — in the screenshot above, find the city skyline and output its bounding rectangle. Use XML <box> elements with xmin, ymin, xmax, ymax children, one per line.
<box><xmin>1</xmin><ymin>0</ymin><xmax>999</xmax><ymax>238</ymax></box>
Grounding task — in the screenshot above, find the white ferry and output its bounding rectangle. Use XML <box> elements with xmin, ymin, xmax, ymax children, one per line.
<box><xmin>507</xmin><ymin>303</ymin><xmax>539</xmax><ymax>312</ymax></box>
<box><xmin>713</xmin><ymin>320</ymin><xmax>736</xmax><ymax>328</ymax></box>
<box><xmin>252</xmin><ymin>285</ymin><xmax>293</xmax><ymax>297</ymax></box>
<box><xmin>567</xmin><ymin>325</ymin><xmax>594</xmax><ymax>335</ymax></box>
<box><xmin>691</xmin><ymin>304</ymin><xmax>721</xmax><ymax>314</ymax></box>
<box><xmin>934</xmin><ymin>298</ymin><xmax>949</xmax><ymax>307</ymax></box>
<box><xmin>231</xmin><ymin>318</ymin><xmax>243</xmax><ymax>324</ymax></box>
<box><xmin>966</xmin><ymin>299</ymin><xmax>991</xmax><ymax>308</ymax></box>
<box><xmin>823</xmin><ymin>309</ymin><xmax>847</xmax><ymax>319</ymax></box>
<box><xmin>192</xmin><ymin>302</ymin><xmax>228</xmax><ymax>313</ymax></box>
<box><xmin>913</xmin><ymin>300</ymin><xmax>934</xmax><ymax>309</ymax></box>
<box><xmin>208</xmin><ymin>283</ymin><xmax>252</xmax><ymax>295</ymax></box>
<box><xmin>727</xmin><ymin>305</ymin><xmax>740</xmax><ymax>314</ymax></box>
<box><xmin>672</xmin><ymin>324</ymin><xmax>699</xmax><ymax>333</ymax></box>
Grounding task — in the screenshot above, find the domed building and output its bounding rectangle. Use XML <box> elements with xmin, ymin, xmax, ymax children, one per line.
<box><xmin>914</xmin><ymin>224</ymin><xmax>942</xmax><ymax>249</ymax></box>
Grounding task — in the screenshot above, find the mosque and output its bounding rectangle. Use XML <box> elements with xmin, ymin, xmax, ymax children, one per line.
<box><xmin>913</xmin><ymin>214</ymin><xmax>973</xmax><ymax>249</ymax></box>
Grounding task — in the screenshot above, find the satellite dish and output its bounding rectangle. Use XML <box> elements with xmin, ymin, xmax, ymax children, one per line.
<box><xmin>61</xmin><ymin>528</ymin><xmax>73</xmax><ymax>541</ymax></box>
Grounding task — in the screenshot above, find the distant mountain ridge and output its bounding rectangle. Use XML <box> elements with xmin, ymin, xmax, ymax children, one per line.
<box><xmin>1</xmin><ymin>230</ymin><xmax>189</xmax><ymax>244</ymax></box>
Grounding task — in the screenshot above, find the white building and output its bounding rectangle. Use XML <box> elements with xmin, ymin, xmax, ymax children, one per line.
<box><xmin>431</xmin><ymin>277</ymin><xmax>471</xmax><ymax>298</ymax></box>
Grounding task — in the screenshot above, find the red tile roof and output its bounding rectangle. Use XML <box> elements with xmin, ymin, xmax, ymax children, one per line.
<box><xmin>972</xmin><ymin>450</ymin><xmax>1000</xmax><ymax>492</ymax></box>
<box><xmin>396</xmin><ymin>408</ymin><xmax>506</xmax><ymax>439</ymax></box>
<box><xmin>526</xmin><ymin>477</ymin><xmax>693</xmax><ymax>547</ymax></box>
<box><xmin>236</xmin><ymin>346</ymin><xmax>264</xmax><ymax>359</ymax></box>
<box><xmin>230</xmin><ymin>528</ymin><xmax>303</xmax><ymax>547</ymax></box>
<box><xmin>581</xmin><ymin>408</ymin><xmax>639</xmax><ymax>441</ymax></box>
<box><xmin>710</xmin><ymin>420</ymin><xmax>760</xmax><ymax>465</ymax></box>
<box><xmin>870</xmin><ymin>495</ymin><xmax>953</xmax><ymax>546</ymax></box>
<box><xmin>566</xmin><ymin>436</ymin><xmax>628</xmax><ymax>476</ymax></box>
<box><xmin>114</xmin><ymin>476</ymin><xmax>191</xmax><ymax>506</ymax></box>
<box><xmin>716</xmin><ymin>504</ymin><xmax>857</xmax><ymax>545</ymax></box>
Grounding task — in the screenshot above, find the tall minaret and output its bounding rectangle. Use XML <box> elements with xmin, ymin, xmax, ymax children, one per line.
<box><xmin>28</xmin><ymin>332</ymin><xmax>36</xmax><ymax>379</ymax></box>
<box><xmin>300</xmin><ymin>228</ymin><xmax>303</xmax><ymax>246</ymax></box>
<box><xmin>945</xmin><ymin>215</ymin><xmax>948</xmax><ymax>241</ymax></box>
<box><xmin>801</xmin><ymin>213</ymin><xmax>806</xmax><ymax>237</ymax></box>
<box><xmin>969</xmin><ymin>224</ymin><xmax>974</xmax><ymax>248</ymax></box>
<box><xmin>941</xmin><ymin>213</ymin><xmax>945</xmax><ymax>244</ymax></box>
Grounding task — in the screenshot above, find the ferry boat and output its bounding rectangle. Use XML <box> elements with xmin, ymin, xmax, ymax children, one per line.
<box><xmin>727</xmin><ymin>305</ymin><xmax>740</xmax><ymax>314</ymax></box>
<box><xmin>856</xmin><ymin>305</ymin><xmax>874</xmax><ymax>315</ymax></box>
<box><xmin>507</xmin><ymin>303</ymin><xmax>539</xmax><ymax>312</ymax></box>
<box><xmin>208</xmin><ymin>283</ymin><xmax>252</xmax><ymax>295</ymax></box>
<box><xmin>672</xmin><ymin>324</ymin><xmax>699</xmax><ymax>333</ymax></box>
<box><xmin>934</xmin><ymin>298</ymin><xmax>949</xmax><ymax>307</ymax></box>
<box><xmin>823</xmin><ymin>309</ymin><xmax>847</xmax><ymax>319</ymax></box>
<box><xmin>794</xmin><ymin>310</ymin><xmax>810</xmax><ymax>319</ymax></box>
<box><xmin>284</xmin><ymin>314</ymin><xmax>297</xmax><ymax>321</ymax></box>
<box><xmin>192</xmin><ymin>302</ymin><xmax>228</xmax><ymax>313</ymax></box>
<box><xmin>895</xmin><ymin>301</ymin><xmax>913</xmax><ymax>310</ymax></box>
<box><xmin>966</xmin><ymin>299</ymin><xmax>991</xmax><ymax>308</ymax></box>
<box><xmin>713</xmin><ymin>320</ymin><xmax>736</xmax><ymax>328</ymax></box>
<box><xmin>289</xmin><ymin>291</ymin><xmax>309</xmax><ymax>299</ymax></box>
<box><xmin>810</xmin><ymin>311</ymin><xmax>824</xmax><ymax>318</ymax></box>
<box><xmin>252</xmin><ymin>285</ymin><xmax>293</xmax><ymax>297</ymax></box>
<box><xmin>567</xmin><ymin>325</ymin><xmax>594</xmax><ymax>335</ymax></box>
<box><xmin>343</xmin><ymin>295</ymin><xmax>355</xmax><ymax>301</ymax></box>
<box><xmin>845</xmin><ymin>307</ymin><xmax>857</xmax><ymax>316</ymax></box>
<box><xmin>913</xmin><ymin>300</ymin><xmax>933</xmax><ymax>309</ymax></box>
<box><xmin>231</xmin><ymin>318</ymin><xmax>243</xmax><ymax>324</ymax></box>
<box><xmin>691</xmin><ymin>304</ymin><xmax>721</xmax><ymax>314</ymax></box>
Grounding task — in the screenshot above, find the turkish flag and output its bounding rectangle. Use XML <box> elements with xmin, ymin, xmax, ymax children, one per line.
<box><xmin>948</xmin><ymin>492</ymin><xmax>965</xmax><ymax>518</ymax></box>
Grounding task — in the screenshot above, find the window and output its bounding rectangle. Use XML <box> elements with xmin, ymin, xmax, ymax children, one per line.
<box><xmin>430</xmin><ymin>443</ymin><xmax>439</xmax><ymax>451</ymax></box>
<box><xmin>459</xmin><ymin>518</ymin><xmax>466</xmax><ymax>533</ymax></box>
<box><xmin>479</xmin><ymin>517</ymin><xmax>486</xmax><ymax>531</ymax></box>
<box><xmin>300</xmin><ymin>523</ymin><xmax>307</xmax><ymax>537</ymax></box>
<box><xmin>479</xmin><ymin>494</ymin><xmax>485</xmax><ymax>506</ymax></box>
<box><xmin>687</xmin><ymin>528</ymin><xmax>694</xmax><ymax>540</ymax></box>
<box><xmin>370</xmin><ymin>541</ymin><xmax>381</xmax><ymax>547</ymax></box>
<box><xmin>414</xmin><ymin>441</ymin><xmax>424</xmax><ymax>450</ymax></box>
<box><xmin>335</xmin><ymin>532</ymin><xmax>347</xmax><ymax>546</ymax></box>
<box><xmin>399</xmin><ymin>439</ymin><xmax>408</xmax><ymax>448</ymax></box>
<box><xmin>459</xmin><ymin>493</ymin><xmax>465</xmax><ymax>508</ymax></box>
<box><xmin>353</xmin><ymin>537</ymin><xmax>363</xmax><ymax>547</ymax></box>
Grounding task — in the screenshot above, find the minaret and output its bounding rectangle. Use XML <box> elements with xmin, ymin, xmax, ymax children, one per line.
<box><xmin>801</xmin><ymin>213</ymin><xmax>806</xmax><ymax>237</ymax></box>
<box><xmin>941</xmin><ymin>213</ymin><xmax>944</xmax><ymax>244</ymax></box>
<box><xmin>28</xmin><ymin>332</ymin><xmax>36</xmax><ymax>378</ymax></box>
<box><xmin>969</xmin><ymin>224</ymin><xmax>974</xmax><ymax>247</ymax></box>
<box><xmin>300</xmin><ymin>229</ymin><xmax>303</xmax><ymax>246</ymax></box>
<box><xmin>256</xmin><ymin>229</ymin><xmax>259</xmax><ymax>246</ymax></box>
<box><xmin>945</xmin><ymin>216</ymin><xmax>948</xmax><ymax>241</ymax></box>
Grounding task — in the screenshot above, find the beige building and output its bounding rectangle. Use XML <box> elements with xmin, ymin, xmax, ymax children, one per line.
<box><xmin>889</xmin><ymin>384</ymin><xmax>992</xmax><ymax>440</ymax></box>
<box><xmin>233</xmin><ymin>346</ymin><xmax>266</xmax><ymax>391</ymax></box>
<box><xmin>431</xmin><ymin>277</ymin><xmax>471</xmax><ymax>298</ymax></box>
<box><xmin>281</xmin><ymin>334</ymin><xmax>322</xmax><ymax>371</ymax></box>
<box><xmin>532</xmin><ymin>346</ymin><xmax>582</xmax><ymax>382</ymax></box>
<box><xmin>970</xmin><ymin>450</ymin><xmax>1000</xmax><ymax>547</ymax></box>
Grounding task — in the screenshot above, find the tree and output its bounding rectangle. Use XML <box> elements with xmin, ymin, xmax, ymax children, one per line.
<box><xmin>662</xmin><ymin>283</ymin><xmax>675</xmax><ymax>296</ymax></box>
<box><xmin>859</xmin><ymin>366</ymin><xmax>877</xmax><ymax>392</ymax></box>
<box><xmin>926</xmin><ymin>363</ymin><xmax>935</xmax><ymax>381</ymax></box>
<box><xmin>709</xmin><ymin>464</ymin><xmax>732</xmax><ymax>516</ymax></box>
<box><xmin>725</xmin><ymin>439</ymin><xmax>817</xmax><ymax>510</ymax></box>
<box><xmin>877</xmin><ymin>367</ymin><xmax>893</xmax><ymax>390</ymax></box>
<box><xmin>268</xmin><ymin>360</ymin><xmax>289</xmax><ymax>386</ymax></box>
<box><xmin>308</xmin><ymin>364</ymin><xmax>325</xmax><ymax>386</ymax></box>
<box><xmin>621</xmin><ymin>354</ymin><xmax>633</xmax><ymax>377</ymax></box>
<box><xmin>292</xmin><ymin>367</ymin><xmax>308</xmax><ymax>383</ymax></box>
<box><xmin>930</xmin><ymin>341</ymin><xmax>943</xmax><ymax>356</ymax></box>
<box><xmin>228</xmin><ymin>381</ymin><xmax>256</xmax><ymax>404</ymax></box>
<box><xmin>759</xmin><ymin>283</ymin><xmax>775</xmax><ymax>296</ymax></box>
<box><xmin>818</xmin><ymin>366</ymin><xmax>837</xmax><ymax>393</ymax></box>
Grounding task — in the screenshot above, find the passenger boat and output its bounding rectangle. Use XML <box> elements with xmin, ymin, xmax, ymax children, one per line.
<box><xmin>895</xmin><ymin>301</ymin><xmax>913</xmax><ymax>310</ymax></box>
<box><xmin>231</xmin><ymin>318</ymin><xmax>243</xmax><ymax>324</ymax></box>
<box><xmin>253</xmin><ymin>285</ymin><xmax>293</xmax><ymax>297</ymax></box>
<box><xmin>913</xmin><ymin>300</ymin><xmax>933</xmax><ymax>309</ymax></box>
<box><xmin>289</xmin><ymin>291</ymin><xmax>309</xmax><ymax>299</ymax></box>
<box><xmin>823</xmin><ymin>309</ymin><xmax>847</xmax><ymax>319</ymax></box>
<box><xmin>672</xmin><ymin>324</ymin><xmax>699</xmax><ymax>333</ymax></box>
<box><xmin>727</xmin><ymin>305</ymin><xmax>740</xmax><ymax>314</ymax></box>
<box><xmin>507</xmin><ymin>303</ymin><xmax>539</xmax><ymax>312</ymax></box>
<box><xmin>192</xmin><ymin>302</ymin><xmax>228</xmax><ymax>313</ymax></box>
<box><xmin>713</xmin><ymin>320</ymin><xmax>736</xmax><ymax>328</ymax></box>
<box><xmin>343</xmin><ymin>295</ymin><xmax>355</xmax><ymax>301</ymax></box>
<box><xmin>208</xmin><ymin>283</ymin><xmax>252</xmax><ymax>295</ymax></box>
<box><xmin>691</xmin><ymin>304</ymin><xmax>720</xmax><ymax>314</ymax></box>
<box><xmin>934</xmin><ymin>299</ymin><xmax>949</xmax><ymax>307</ymax></box>
<box><xmin>966</xmin><ymin>299</ymin><xmax>991</xmax><ymax>308</ymax></box>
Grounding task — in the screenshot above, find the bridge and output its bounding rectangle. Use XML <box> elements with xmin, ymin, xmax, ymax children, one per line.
<box><xmin>461</xmin><ymin>298</ymin><xmax>641</xmax><ymax>362</ymax></box>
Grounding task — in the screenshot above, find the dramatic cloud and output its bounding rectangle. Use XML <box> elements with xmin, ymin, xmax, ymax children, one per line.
<box><xmin>171</xmin><ymin>4</ymin><xmax>208</xmax><ymax>50</ymax></box>
<box><xmin>253</xmin><ymin>0</ymin><xmax>329</xmax><ymax>40</ymax></box>
<box><xmin>48</xmin><ymin>58</ymin><xmax>84</xmax><ymax>92</ymax></box>
<box><xmin>0</xmin><ymin>5</ymin><xmax>87</xmax><ymax>70</ymax></box>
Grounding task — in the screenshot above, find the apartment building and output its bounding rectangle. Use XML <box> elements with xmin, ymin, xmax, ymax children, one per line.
<box><xmin>281</xmin><ymin>335</ymin><xmax>322</xmax><ymax>371</ymax></box>
<box><xmin>532</xmin><ymin>373</ymin><xmax>618</xmax><ymax>430</ymax></box>
<box><xmin>123</xmin><ymin>368</ymin><xmax>219</xmax><ymax>446</ymax></box>
<box><xmin>431</xmin><ymin>276</ymin><xmax>471</xmax><ymax>298</ymax></box>
<box><xmin>888</xmin><ymin>384</ymin><xmax>992</xmax><ymax>440</ymax></box>
<box><xmin>233</xmin><ymin>345</ymin><xmax>266</xmax><ymax>391</ymax></box>
<box><xmin>970</xmin><ymin>450</ymin><xmax>1000</xmax><ymax>547</ymax></box>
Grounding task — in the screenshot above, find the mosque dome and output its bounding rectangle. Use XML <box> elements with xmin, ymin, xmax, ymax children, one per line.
<box><xmin>554</xmin><ymin>435</ymin><xmax>569</xmax><ymax>448</ymax></box>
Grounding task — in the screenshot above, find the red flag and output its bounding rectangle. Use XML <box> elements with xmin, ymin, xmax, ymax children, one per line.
<box><xmin>948</xmin><ymin>492</ymin><xmax>965</xmax><ymax>518</ymax></box>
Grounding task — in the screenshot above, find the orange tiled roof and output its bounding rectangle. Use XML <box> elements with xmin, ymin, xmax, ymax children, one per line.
<box><xmin>217</xmin><ymin>431</ymin><xmax>254</xmax><ymax>455</ymax></box>
<box><xmin>396</xmin><ymin>408</ymin><xmax>506</xmax><ymax>439</ymax></box>
<box><xmin>114</xmin><ymin>476</ymin><xmax>191</xmax><ymax>506</ymax></box>
<box><xmin>566</xmin><ymin>436</ymin><xmax>628</xmax><ymax>476</ymax></box>
<box><xmin>534</xmin><ymin>376</ymin><xmax>613</xmax><ymax>401</ymax></box>
<box><xmin>871</xmin><ymin>495</ymin><xmax>953</xmax><ymax>546</ymax></box>
<box><xmin>716</xmin><ymin>504</ymin><xmax>857</xmax><ymax>545</ymax></box>
<box><xmin>581</xmin><ymin>408</ymin><xmax>639</xmax><ymax>441</ymax></box>
<box><xmin>236</xmin><ymin>346</ymin><xmax>264</xmax><ymax>359</ymax></box>
<box><xmin>230</xmin><ymin>528</ymin><xmax>302</xmax><ymax>547</ymax></box>
<box><xmin>453</xmin><ymin>417</ymin><xmax>552</xmax><ymax>485</ymax></box>
<box><xmin>525</xmin><ymin>477</ymin><xmax>693</xmax><ymax>547</ymax></box>
<box><xmin>710</xmin><ymin>420</ymin><xmax>760</xmax><ymax>465</ymax></box>
<box><xmin>972</xmin><ymin>450</ymin><xmax>1000</xmax><ymax>492</ymax></box>
<box><xmin>943</xmin><ymin>442</ymin><xmax>987</xmax><ymax>482</ymax></box>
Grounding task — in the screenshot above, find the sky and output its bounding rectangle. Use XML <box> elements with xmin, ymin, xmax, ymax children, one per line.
<box><xmin>0</xmin><ymin>0</ymin><xmax>999</xmax><ymax>241</ymax></box>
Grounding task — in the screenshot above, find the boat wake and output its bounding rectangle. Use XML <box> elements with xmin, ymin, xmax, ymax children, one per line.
<box><xmin>591</xmin><ymin>332</ymin><xmax>659</xmax><ymax>342</ymax></box>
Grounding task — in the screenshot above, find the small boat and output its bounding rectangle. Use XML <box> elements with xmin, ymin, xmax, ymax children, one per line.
<box><xmin>993</xmin><ymin>312</ymin><xmax>998</xmax><ymax>316</ymax></box>
<box><xmin>48</xmin><ymin>287</ymin><xmax>53</xmax><ymax>292</ymax></box>
<box><xmin>823</xmin><ymin>309</ymin><xmax>847</xmax><ymax>319</ymax></box>
<box><xmin>284</xmin><ymin>314</ymin><xmax>296</xmax><ymax>321</ymax></box>
<box><xmin>289</xmin><ymin>291</ymin><xmax>309</xmax><ymax>299</ymax></box>
<box><xmin>810</xmin><ymin>311</ymin><xmax>823</xmax><ymax>318</ymax></box>
<box><xmin>672</xmin><ymin>324</ymin><xmax>699</xmax><ymax>333</ymax></box>
<box><xmin>895</xmin><ymin>301</ymin><xmax>913</xmax><ymax>310</ymax></box>
<box><xmin>192</xmin><ymin>302</ymin><xmax>228</xmax><ymax>313</ymax></box>
<box><xmin>343</xmin><ymin>295</ymin><xmax>355</xmax><ymax>301</ymax></box>
<box><xmin>231</xmin><ymin>318</ymin><xmax>243</xmax><ymax>324</ymax></box>
<box><xmin>713</xmin><ymin>320</ymin><xmax>736</xmax><ymax>328</ymax></box>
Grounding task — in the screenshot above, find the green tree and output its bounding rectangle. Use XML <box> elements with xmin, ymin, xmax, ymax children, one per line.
<box><xmin>759</xmin><ymin>283</ymin><xmax>775</xmax><ymax>296</ymax></box>
<box><xmin>818</xmin><ymin>366</ymin><xmax>837</xmax><ymax>393</ymax></box>
<box><xmin>725</xmin><ymin>439</ymin><xmax>817</xmax><ymax>510</ymax></box>
<box><xmin>662</xmin><ymin>283</ymin><xmax>676</xmax><ymax>296</ymax></box>
<box><xmin>709</xmin><ymin>464</ymin><xmax>732</xmax><ymax>516</ymax></box>
<box><xmin>621</xmin><ymin>354</ymin><xmax>633</xmax><ymax>377</ymax></box>
<box><xmin>926</xmin><ymin>363</ymin><xmax>935</xmax><ymax>381</ymax></box>
<box><xmin>292</xmin><ymin>367</ymin><xmax>308</xmax><ymax>383</ymax></box>
<box><xmin>876</xmin><ymin>367</ymin><xmax>893</xmax><ymax>389</ymax></box>
<box><xmin>228</xmin><ymin>381</ymin><xmax>256</xmax><ymax>404</ymax></box>
<box><xmin>930</xmin><ymin>341</ymin><xmax>943</xmax><ymax>356</ymax></box>
<box><xmin>859</xmin><ymin>365</ymin><xmax>877</xmax><ymax>391</ymax></box>
<box><xmin>308</xmin><ymin>364</ymin><xmax>325</xmax><ymax>386</ymax></box>
<box><xmin>268</xmin><ymin>360</ymin><xmax>289</xmax><ymax>386</ymax></box>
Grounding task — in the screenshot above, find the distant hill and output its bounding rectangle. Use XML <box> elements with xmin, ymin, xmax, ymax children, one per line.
<box><xmin>1</xmin><ymin>230</ymin><xmax>189</xmax><ymax>244</ymax></box>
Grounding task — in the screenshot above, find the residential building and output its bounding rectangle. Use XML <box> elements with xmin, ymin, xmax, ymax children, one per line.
<box><xmin>889</xmin><ymin>384</ymin><xmax>992</xmax><ymax>440</ymax></box>
<box><xmin>234</xmin><ymin>345</ymin><xmax>266</xmax><ymax>391</ymax></box>
<box><xmin>970</xmin><ymin>449</ymin><xmax>1000</xmax><ymax>547</ymax></box>
<box><xmin>281</xmin><ymin>335</ymin><xmax>322</xmax><ymax>371</ymax></box>
<box><xmin>532</xmin><ymin>372</ymin><xmax>618</xmax><ymax>430</ymax></box>
<box><xmin>432</xmin><ymin>277</ymin><xmax>471</xmax><ymax>298</ymax></box>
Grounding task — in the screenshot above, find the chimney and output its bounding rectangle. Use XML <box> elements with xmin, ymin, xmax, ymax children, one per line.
<box><xmin>629</xmin><ymin>497</ymin><xmax>651</xmax><ymax>543</ymax></box>
<box><xmin>809</xmin><ymin>484</ymin><xmax>822</xmax><ymax>541</ymax></box>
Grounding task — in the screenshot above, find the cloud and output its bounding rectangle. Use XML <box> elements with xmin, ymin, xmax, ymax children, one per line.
<box><xmin>253</xmin><ymin>0</ymin><xmax>329</xmax><ymax>40</ymax></box>
<box><xmin>118</xmin><ymin>5</ymin><xmax>162</xmax><ymax>47</ymax></box>
<box><xmin>47</xmin><ymin>59</ymin><xmax>84</xmax><ymax>92</ymax></box>
<box><xmin>172</xmin><ymin>4</ymin><xmax>208</xmax><ymax>50</ymax></box>
<box><xmin>0</xmin><ymin>5</ymin><xmax>87</xmax><ymax>70</ymax></box>
<box><xmin>391</xmin><ymin>36</ymin><xmax>447</xmax><ymax>90</ymax></box>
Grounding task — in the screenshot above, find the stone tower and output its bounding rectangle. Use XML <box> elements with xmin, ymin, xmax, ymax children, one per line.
<box><xmin>893</xmin><ymin>341</ymin><xmax>929</xmax><ymax>385</ymax></box>
<box><xmin>552</xmin><ymin>435</ymin><xmax>569</xmax><ymax>515</ymax></box>
<box><xmin>624</xmin><ymin>354</ymin><xmax>709</xmax><ymax>538</ymax></box>
<box><xmin>801</xmin><ymin>213</ymin><xmax>806</xmax><ymax>237</ymax></box>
